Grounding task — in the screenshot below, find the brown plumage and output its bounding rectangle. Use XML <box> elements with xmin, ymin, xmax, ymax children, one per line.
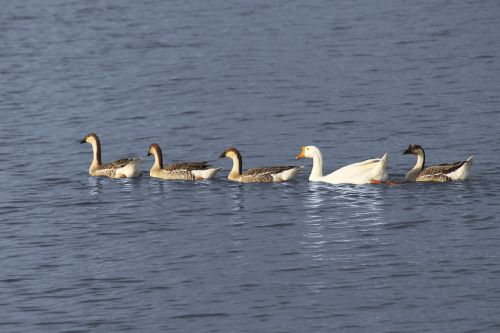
<box><xmin>416</xmin><ymin>173</ymin><xmax>452</xmax><ymax>182</ymax></box>
<box><xmin>164</xmin><ymin>161</ymin><xmax>211</xmax><ymax>172</ymax></box>
<box><xmin>148</xmin><ymin>143</ymin><xmax>220</xmax><ymax>180</ymax></box>
<box><xmin>219</xmin><ymin>147</ymin><xmax>302</xmax><ymax>183</ymax></box>
<box><xmin>403</xmin><ymin>144</ymin><xmax>473</xmax><ymax>182</ymax></box>
<box><xmin>80</xmin><ymin>133</ymin><xmax>141</xmax><ymax>178</ymax></box>
<box><xmin>99</xmin><ymin>159</ymin><xmax>135</xmax><ymax>170</ymax></box>
<box><xmin>417</xmin><ymin>161</ymin><xmax>468</xmax><ymax>182</ymax></box>
<box><xmin>244</xmin><ymin>166</ymin><xmax>298</xmax><ymax>176</ymax></box>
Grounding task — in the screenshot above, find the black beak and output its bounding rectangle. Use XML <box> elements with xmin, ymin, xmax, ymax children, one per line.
<box><xmin>403</xmin><ymin>146</ymin><xmax>412</xmax><ymax>155</ymax></box>
<box><xmin>80</xmin><ymin>139</ymin><xmax>86</xmax><ymax>144</ymax></box>
<box><xmin>219</xmin><ymin>152</ymin><xmax>225</xmax><ymax>159</ymax></box>
<box><xmin>147</xmin><ymin>152</ymin><xmax>151</xmax><ymax>157</ymax></box>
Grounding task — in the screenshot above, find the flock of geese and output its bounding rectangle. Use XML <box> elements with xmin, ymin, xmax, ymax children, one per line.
<box><xmin>80</xmin><ymin>133</ymin><xmax>474</xmax><ymax>184</ymax></box>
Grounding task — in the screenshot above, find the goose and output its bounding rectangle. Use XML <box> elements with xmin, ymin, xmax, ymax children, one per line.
<box><xmin>147</xmin><ymin>143</ymin><xmax>221</xmax><ymax>180</ymax></box>
<box><xmin>403</xmin><ymin>144</ymin><xmax>473</xmax><ymax>182</ymax></box>
<box><xmin>295</xmin><ymin>146</ymin><xmax>389</xmax><ymax>185</ymax></box>
<box><xmin>80</xmin><ymin>133</ymin><xmax>141</xmax><ymax>178</ymax></box>
<box><xmin>219</xmin><ymin>147</ymin><xmax>302</xmax><ymax>183</ymax></box>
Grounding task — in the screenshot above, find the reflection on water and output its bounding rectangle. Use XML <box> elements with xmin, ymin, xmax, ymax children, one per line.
<box><xmin>229</xmin><ymin>183</ymin><xmax>245</xmax><ymax>213</ymax></box>
<box><xmin>302</xmin><ymin>183</ymin><xmax>385</xmax><ymax>261</ymax></box>
<box><xmin>87</xmin><ymin>177</ymin><xmax>104</xmax><ymax>196</ymax></box>
<box><xmin>227</xmin><ymin>183</ymin><xmax>247</xmax><ymax>264</ymax></box>
<box><xmin>87</xmin><ymin>177</ymin><xmax>144</xmax><ymax>210</ymax></box>
<box><xmin>304</xmin><ymin>183</ymin><xmax>384</xmax><ymax>220</ymax></box>
<box><xmin>118</xmin><ymin>178</ymin><xmax>135</xmax><ymax>193</ymax></box>
<box><xmin>150</xmin><ymin>179</ymin><xmax>166</xmax><ymax>195</ymax></box>
<box><xmin>335</xmin><ymin>185</ymin><xmax>384</xmax><ymax>225</ymax></box>
<box><xmin>1</xmin><ymin>0</ymin><xmax>499</xmax><ymax>331</ymax></box>
<box><xmin>302</xmin><ymin>182</ymin><xmax>328</xmax><ymax>261</ymax></box>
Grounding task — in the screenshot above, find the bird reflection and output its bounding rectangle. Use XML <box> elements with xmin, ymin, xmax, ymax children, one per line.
<box><xmin>227</xmin><ymin>183</ymin><xmax>247</xmax><ymax>264</ymax></box>
<box><xmin>152</xmin><ymin>180</ymin><xmax>165</xmax><ymax>194</ymax></box>
<box><xmin>118</xmin><ymin>178</ymin><xmax>135</xmax><ymax>192</ymax></box>
<box><xmin>334</xmin><ymin>185</ymin><xmax>384</xmax><ymax>225</ymax></box>
<box><xmin>302</xmin><ymin>183</ymin><xmax>385</xmax><ymax>261</ymax></box>
<box><xmin>87</xmin><ymin>177</ymin><xmax>104</xmax><ymax>195</ymax></box>
<box><xmin>229</xmin><ymin>183</ymin><xmax>245</xmax><ymax>214</ymax></box>
<box><xmin>302</xmin><ymin>182</ymin><xmax>329</xmax><ymax>261</ymax></box>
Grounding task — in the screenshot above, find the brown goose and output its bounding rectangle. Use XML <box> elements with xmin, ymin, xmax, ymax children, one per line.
<box><xmin>219</xmin><ymin>147</ymin><xmax>302</xmax><ymax>183</ymax></box>
<box><xmin>80</xmin><ymin>133</ymin><xmax>141</xmax><ymax>178</ymax></box>
<box><xmin>147</xmin><ymin>143</ymin><xmax>220</xmax><ymax>180</ymax></box>
<box><xmin>403</xmin><ymin>144</ymin><xmax>473</xmax><ymax>182</ymax></box>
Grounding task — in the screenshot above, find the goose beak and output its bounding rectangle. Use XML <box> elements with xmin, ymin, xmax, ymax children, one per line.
<box><xmin>80</xmin><ymin>138</ymin><xmax>86</xmax><ymax>144</ymax></box>
<box><xmin>219</xmin><ymin>152</ymin><xmax>226</xmax><ymax>159</ymax></box>
<box><xmin>403</xmin><ymin>146</ymin><xmax>412</xmax><ymax>155</ymax></box>
<box><xmin>147</xmin><ymin>152</ymin><xmax>151</xmax><ymax>157</ymax></box>
<box><xmin>296</xmin><ymin>147</ymin><xmax>306</xmax><ymax>159</ymax></box>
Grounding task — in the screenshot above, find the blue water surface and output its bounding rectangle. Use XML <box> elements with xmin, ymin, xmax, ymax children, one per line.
<box><xmin>1</xmin><ymin>0</ymin><xmax>499</xmax><ymax>332</ymax></box>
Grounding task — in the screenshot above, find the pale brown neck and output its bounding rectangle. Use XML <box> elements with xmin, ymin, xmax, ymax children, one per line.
<box><xmin>91</xmin><ymin>139</ymin><xmax>102</xmax><ymax>166</ymax></box>
<box><xmin>228</xmin><ymin>154</ymin><xmax>242</xmax><ymax>179</ymax></box>
<box><xmin>414</xmin><ymin>150</ymin><xmax>425</xmax><ymax>171</ymax></box>
<box><xmin>152</xmin><ymin>146</ymin><xmax>164</xmax><ymax>169</ymax></box>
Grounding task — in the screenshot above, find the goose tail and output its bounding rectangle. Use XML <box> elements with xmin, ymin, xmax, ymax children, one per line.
<box><xmin>372</xmin><ymin>153</ymin><xmax>389</xmax><ymax>182</ymax></box>
<box><xmin>279</xmin><ymin>166</ymin><xmax>303</xmax><ymax>181</ymax></box>
<box><xmin>192</xmin><ymin>167</ymin><xmax>222</xmax><ymax>180</ymax></box>
<box><xmin>380</xmin><ymin>153</ymin><xmax>389</xmax><ymax>165</ymax></box>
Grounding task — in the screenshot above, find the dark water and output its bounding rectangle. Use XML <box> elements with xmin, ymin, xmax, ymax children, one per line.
<box><xmin>1</xmin><ymin>0</ymin><xmax>500</xmax><ymax>332</ymax></box>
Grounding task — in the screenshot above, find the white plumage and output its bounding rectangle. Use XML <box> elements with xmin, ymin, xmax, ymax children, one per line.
<box><xmin>296</xmin><ymin>146</ymin><xmax>389</xmax><ymax>185</ymax></box>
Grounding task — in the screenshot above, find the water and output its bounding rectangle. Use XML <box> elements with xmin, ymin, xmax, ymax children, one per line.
<box><xmin>1</xmin><ymin>0</ymin><xmax>499</xmax><ymax>332</ymax></box>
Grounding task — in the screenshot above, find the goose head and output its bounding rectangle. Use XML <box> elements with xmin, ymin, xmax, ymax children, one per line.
<box><xmin>296</xmin><ymin>146</ymin><xmax>319</xmax><ymax>159</ymax></box>
<box><xmin>403</xmin><ymin>144</ymin><xmax>424</xmax><ymax>156</ymax></box>
<box><xmin>219</xmin><ymin>147</ymin><xmax>241</xmax><ymax>161</ymax></box>
<box><xmin>147</xmin><ymin>143</ymin><xmax>162</xmax><ymax>157</ymax></box>
<box><xmin>147</xmin><ymin>143</ymin><xmax>163</xmax><ymax>169</ymax></box>
<box><xmin>80</xmin><ymin>133</ymin><xmax>100</xmax><ymax>145</ymax></box>
<box><xmin>219</xmin><ymin>147</ymin><xmax>243</xmax><ymax>177</ymax></box>
<box><xmin>80</xmin><ymin>133</ymin><xmax>102</xmax><ymax>167</ymax></box>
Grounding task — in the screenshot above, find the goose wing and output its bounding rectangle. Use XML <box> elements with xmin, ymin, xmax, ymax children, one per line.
<box><xmin>98</xmin><ymin>158</ymin><xmax>136</xmax><ymax>171</ymax></box>
<box><xmin>243</xmin><ymin>166</ymin><xmax>297</xmax><ymax>176</ymax></box>
<box><xmin>93</xmin><ymin>158</ymin><xmax>137</xmax><ymax>177</ymax></box>
<box><xmin>239</xmin><ymin>173</ymin><xmax>274</xmax><ymax>183</ymax></box>
<box><xmin>239</xmin><ymin>166</ymin><xmax>298</xmax><ymax>183</ymax></box>
<box><xmin>420</xmin><ymin>161</ymin><xmax>468</xmax><ymax>178</ymax></box>
<box><xmin>416</xmin><ymin>161</ymin><xmax>468</xmax><ymax>182</ymax></box>
<box><xmin>164</xmin><ymin>161</ymin><xmax>210</xmax><ymax>171</ymax></box>
<box><xmin>349</xmin><ymin>158</ymin><xmax>382</xmax><ymax>167</ymax></box>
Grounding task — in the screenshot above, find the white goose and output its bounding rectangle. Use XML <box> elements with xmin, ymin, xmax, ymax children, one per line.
<box><xmin>403</xmin><ymin>144</ymin><xmax>473</xmax><ymax>182</ymax></box>
<box><xmin>80</xmin><ymin>133</ymin><xmax>141</xmax><ymax>178</ymax></box>
<box><xmin>296</xmin><ymin>146</ymin><xmax>389</xmax><ymax>185</ymax></box>
<box><xmin>147</xmin><ymin>143</ymin><xmax>221</xmax><ymax>180</ymax></box>
<box><xmin>219</xmin><ymin>147</ymin><xmax>302</xmax><ymax>183</ymax></box>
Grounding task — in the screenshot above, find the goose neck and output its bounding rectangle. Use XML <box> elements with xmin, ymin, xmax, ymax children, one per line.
<box><xmin>310</xmin><ymin>150</ymin><xmax>324</xmax><ymax>180</ymax></box>
<box><xmin>228</xmin><ymin>155</ymin><xmax>242</xmax><ymax>180</ymax></box>
<box><xmin>405</xmin><ymin>150</ymin><xmax>425</xmax><ymax>181</ymax></box>
<box><xmin>89</xmin><ymin>139</ymin><xmax>102</xmax><ymax>173</ymax></box>
<box><xmin>151</xmin><ymin>147</ymin><xmax>164</xmax><ymax>170</ymax></box>
<box><xmin>415</xmin><ymin>150</ymin><xmax>425</xmax><ymax>171</ymax></box>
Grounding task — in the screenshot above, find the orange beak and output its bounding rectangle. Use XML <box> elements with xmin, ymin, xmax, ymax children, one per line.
<box><xmin>296</xmin><ymin>147</ymin><xmax>306</xmax><ymax>159</ymax></box>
